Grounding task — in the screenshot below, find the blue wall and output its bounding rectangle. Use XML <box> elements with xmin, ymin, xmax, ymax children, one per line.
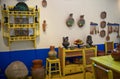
<box><xmin>0</xmin><ymin>43</ymin><xmax>117</xmax><ymax>79</ymax></box>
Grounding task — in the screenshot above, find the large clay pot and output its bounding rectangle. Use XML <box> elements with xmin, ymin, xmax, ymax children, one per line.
<box><xmin>48</xmin><ymin>46</ymin><xmax>57</xmax><ymax>59</ymax></box>
<box><xmin>5</xmin><ymin>61</ymin><xmax>28</xmax><ymax>79</ymax></box>
<box><xmin>32</xmin><ymin>59</ymin><xmax>42</xmax><ymax>69</ymax></box>
<box><xmin>31</xmin><ymin>59</ymin><xmax>45</xmax><ymax>79</ymax></box>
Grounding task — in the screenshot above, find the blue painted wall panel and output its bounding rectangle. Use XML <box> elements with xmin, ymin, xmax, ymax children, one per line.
<box><xmin>9</xmin><ymin>50</ymin><xmax>36</xmax><ymax>75</ymax></box>
<box><xmin>0</xmin><ymin>44</ymin><xmax>114</xmax><ymax>78</ymax></box>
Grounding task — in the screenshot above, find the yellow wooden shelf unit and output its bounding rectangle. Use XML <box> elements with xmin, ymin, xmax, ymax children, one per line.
<box><xmin>1</xmin><ymin>6</ymin><xmax>40</xmax><ymax>49</ymax></box>
<box><xmin>58</xmin><ymin>46</ymin><xmax>97</xmax><ymax>76</ymax></box>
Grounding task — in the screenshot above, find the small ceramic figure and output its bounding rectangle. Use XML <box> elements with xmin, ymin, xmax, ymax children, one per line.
<box><xmin>86</xmin><ymin>35</ymin><xmax>93</xmax><ymax>47</ymax></box>
<box><xmin>42</xmin><ymin>0</ymin><xmax>47</xmax><ymax>7</ymax></box>
<box><xmin>62</xmin><ymin>37</ymin><xmax>70</xmax><ymax>49</ymax></box>
<box><xmin>66</xmin><ymin>13</ymin><xmax>74</xmax><ymax>27</ymax></box>
<box><xmin>42</xmin><ymin>20</ymin><xmax>47</xmax><ymax>32</ymax></box>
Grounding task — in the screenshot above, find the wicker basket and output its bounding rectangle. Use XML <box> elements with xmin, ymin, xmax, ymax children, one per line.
<box><xmin>111</xmin><ymin>52</ymin><xmax>120</xmax><ymax>61</ymax></box>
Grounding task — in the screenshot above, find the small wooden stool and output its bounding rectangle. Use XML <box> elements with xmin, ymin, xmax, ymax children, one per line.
<box><xmin>46</xmin><ymin>58</ymin><xmax>61</xmax><ymax>79</ymax></box>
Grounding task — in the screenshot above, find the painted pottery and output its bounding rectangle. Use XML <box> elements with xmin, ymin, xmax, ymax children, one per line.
<box><xmin>48</xmin><ymin>46</ymin><xmax>57</xmax><ymax>59</ymax></box>
<box><xmin>62</xmin><ymin>37</ymin><xmax>70</xmax><ymax>49</ymax></box>
<box><xmin>86</xmin><ymin>35</ymin><xmax>93</xmax><ymax>47</ymax></box>
<box><xmin>77</xmin><ymin>15</ymin><xmax>85</xmax><ymax>27</ymax></box>
<box><xmin>66</xmin><ymin>13</ymin><xmax>74</xmax><ymax>27</ymax></box>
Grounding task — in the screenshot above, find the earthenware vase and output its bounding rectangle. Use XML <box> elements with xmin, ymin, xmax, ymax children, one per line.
<box><xmin>62</xmin><ymin>37</ymin><xmax>70</xmax><ymax>49</ymax></box>
<box><xmin>48</xmin><ymin>46</ymin><xmax>57</xmax><ymax>59</ymax></box>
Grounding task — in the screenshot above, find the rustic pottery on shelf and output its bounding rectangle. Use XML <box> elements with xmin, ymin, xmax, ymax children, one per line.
<box><xmin>86</xmin><ymin>35</ymin><xmax>93</xmax><ymax>47</ymax></box>
<box><xmin>62</xmin><ymin>37</ymin><xmax>70</xmax><ymax>49</ymax></box>
<box><xmin>74</xmin><ymin>39</ymin><xmax>84</xmax><ymax>48</ymax></box>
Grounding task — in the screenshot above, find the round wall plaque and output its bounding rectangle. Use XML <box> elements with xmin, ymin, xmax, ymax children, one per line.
<box><xmin>100</xmin><ymin>11</ymin><xmax>107</xmax><ymax>19</ymax></box>
<box><xmin>100</xmin><ymin>21</ymin><xmax>106</xmax><ymax>28</ymax></box>
<box><xmin>100</xmin><ymin>30</ymin><xmax>106</xmax><ymax>37</ymax></box>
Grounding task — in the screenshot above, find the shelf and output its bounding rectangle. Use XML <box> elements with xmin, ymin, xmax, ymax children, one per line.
<box><xmin>65</xmin><ymin>52</ymin><xmax>83</xmax><ymax>57</ymax></box>
<box><xmin>1</xmin><ymin>4</ymin><xmax>40</xmax><ymax>49</ymax></box>
<box><xmin>9</xmin><ymin>24</ymin><xmax>35</xmax><ymax>28</ymax></box>
<box><xmin>58</xmin><ymin>47</ymin><xmax>97</xmax><ymax>76</ymax></box>
<box><xmin>10</xmin><ymin>36</ymin><xmax>35</xmax><ymax>41</ymax></box>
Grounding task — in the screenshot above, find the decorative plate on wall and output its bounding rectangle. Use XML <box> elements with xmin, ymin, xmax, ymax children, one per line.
<box><xmin>100</xmin><ymin>21</ymin><xmax>106</xmax><ymax>28</ymax></box>
<box><xmin>13</xmin><ymin>2</ymin><xmax>29</xmax><ymax>11</ymax></box>
<box><xmin>100</xmin><ymin>11</ymin><xmax>107</xmax><ymax>19</ymax></box>
<box><xmin>100</xmin><ymin>30</ymin><xmax>106</xmax><ymax>37</ymax></box>
<box><xmin>42</xmin><ymin>0</ymin><xmax>47</xmax><ymax>7</ymax></box>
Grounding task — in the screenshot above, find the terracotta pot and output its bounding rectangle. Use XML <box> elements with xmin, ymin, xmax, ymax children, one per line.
<box><xmin>32</xmin><ymin>59</ymin><xmax>42</xmax><ymax>69</ymax></box>
<box><xmin>48</xmin><ymin>46</ymin><xmax>57</xmax><ymax>59</ymax></box>
<box><xmin>32</xmin><ymin>66</ymin><xmax>45</xmax><ymax>79</ymax></box>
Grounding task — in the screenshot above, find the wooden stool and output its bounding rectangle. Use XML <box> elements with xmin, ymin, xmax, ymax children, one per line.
<box><xmin>46</xmin><ymin>58</ymin><xmax>61</xmax><ymax>79</ymax></box>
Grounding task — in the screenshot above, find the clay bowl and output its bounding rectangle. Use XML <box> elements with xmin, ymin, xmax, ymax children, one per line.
<box><xmin>111</xmin><ymin>52</ymin><xmax>120</xmax><ymax>61</ymax></box>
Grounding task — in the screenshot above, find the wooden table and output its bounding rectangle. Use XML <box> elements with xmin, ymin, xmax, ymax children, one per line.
<box><xmin>91</xmin><ymin>55</ymin><xmax>120</xmax><ymax>79</ymax></box>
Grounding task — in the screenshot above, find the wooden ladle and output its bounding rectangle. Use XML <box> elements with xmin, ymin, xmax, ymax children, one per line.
<box><xmin>117</xmin><ymin>26</ymin><xmax>120</xmax><ymax>38</ymax></box>
<box><xmin>106</xmin><ymin>26</ymin><xmax>110</xmax><ymax>41</ymax></box>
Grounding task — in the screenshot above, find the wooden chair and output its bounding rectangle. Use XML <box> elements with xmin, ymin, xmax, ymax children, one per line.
<box><xmin>105</xmin><ymin>41</ymin><xmax>114</xmax><ymax>55</ymax></box>
<box><xmin>93</xmin><ymin>63</ymin><xmax>113</xmax><ymax>79</ymax></box>
<box><xmin>83</xmin><ymin>46</ymin><xmax>97</xmax><ymax>79</ymax></box>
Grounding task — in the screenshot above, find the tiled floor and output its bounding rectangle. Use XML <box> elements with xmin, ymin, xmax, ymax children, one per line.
<box><xmin>47</xmin><ymin>72</ymin><xmax>93</xmax><ymax>79</ymax></box>
<box><xmin>29</xmin><ymin>72</ymin><xmax>93</xmax><ymax>79</ymax></box>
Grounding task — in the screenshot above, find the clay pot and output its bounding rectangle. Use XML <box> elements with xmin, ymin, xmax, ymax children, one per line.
<box><xmin>32</xmin><ymin>59</ymin><xmax>42</xmax><ymax>69</ymax></box>
<box><xmin>48</xmin><ymin>46</ymin><xmax>57</xmax><ymax>59</ymax></box>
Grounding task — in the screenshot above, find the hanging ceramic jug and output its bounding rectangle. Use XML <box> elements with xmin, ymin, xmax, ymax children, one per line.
<box><xmin>48</xmin><ymin>46</ymin><xmax>57</xmax><ymax>59</ymax></box>
<box><xmin>77</xmin><ymin>15</ymin><xmax>85</xmax><ymax>28</ymax></box>
<box><xmin>66</xmin><ymin>13</ymin><xmax>74</xmax><ymax>27</ymax></box>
